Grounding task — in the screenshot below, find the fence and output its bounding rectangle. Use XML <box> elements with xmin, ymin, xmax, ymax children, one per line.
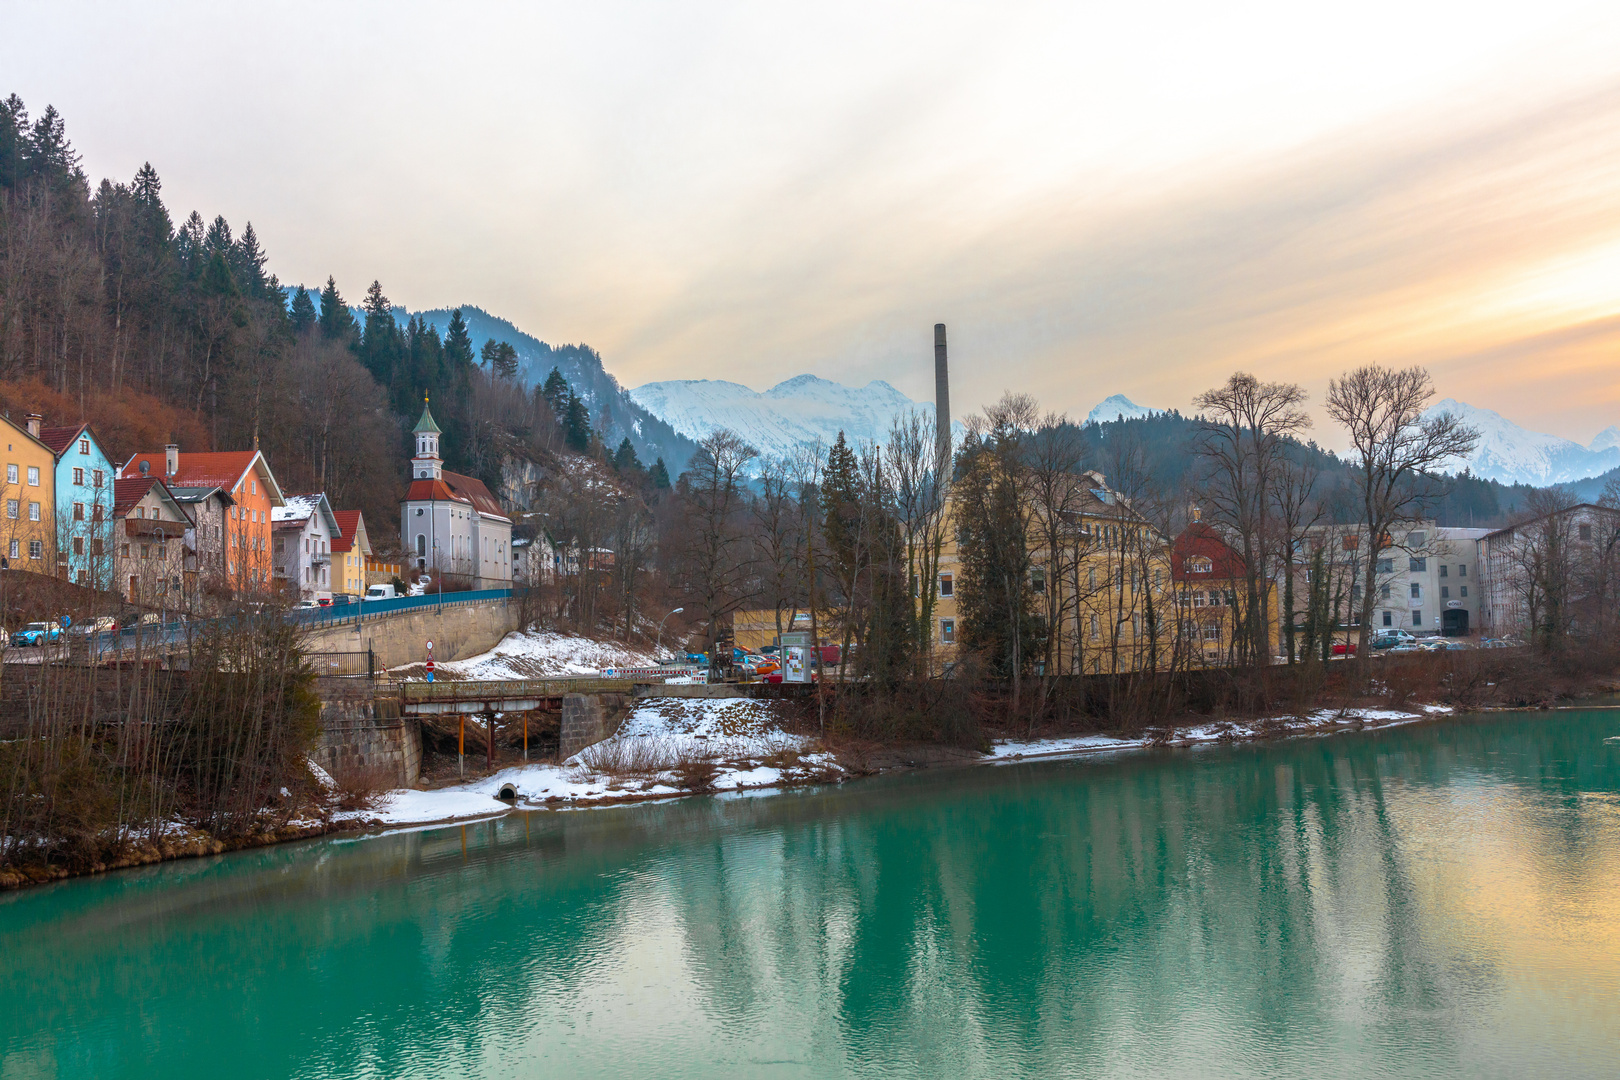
<box><xmin>289</xmin><ymin>588</ymin><xmax>516</xmax><ymax>630</ymax></box>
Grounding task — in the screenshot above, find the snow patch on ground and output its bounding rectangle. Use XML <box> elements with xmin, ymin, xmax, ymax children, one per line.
<box><xmin>395</xmin><ymin>629</ymin><xmax>660</xmax><ymax>681</ymax></box>
<box><xmin>989</xmin><ymin>706</ymin><xmax>1452</xmax><ymax>761</ymax></box>
<box><xmin>337</xmin><ymin>697</ymin><xmax>838</xmax><ymax>830</ymax></box>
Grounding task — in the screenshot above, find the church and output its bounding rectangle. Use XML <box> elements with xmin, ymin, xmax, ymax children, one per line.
<box><xmin>401</xmin><ymin>398</ymin><xmax>513</xmax><ymax>589</ymax></box>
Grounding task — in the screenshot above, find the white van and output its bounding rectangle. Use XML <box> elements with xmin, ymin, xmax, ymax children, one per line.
<box><xmin>364</xmin><ymin>584</ymin><xmax>398</xmax><ymax>601</ymax></box>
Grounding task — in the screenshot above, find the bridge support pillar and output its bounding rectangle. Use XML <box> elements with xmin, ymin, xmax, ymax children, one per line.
<box><xmin>560</xmin><ymin>693</ymin><xmax>628</xmax><ymax>760</ymax></box>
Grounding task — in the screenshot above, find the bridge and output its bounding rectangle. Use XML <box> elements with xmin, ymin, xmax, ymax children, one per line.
<box><xmin>388</xmin><ymin>676</ymin><xmax>637</xmax><ymax>714</ymax></box>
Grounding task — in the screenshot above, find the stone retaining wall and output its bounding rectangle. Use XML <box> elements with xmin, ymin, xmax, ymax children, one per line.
<box><xmin>313</xmin><ymin>679</ymin><xmax>421</xmax><ymax>788</ymax></box>
<box><xmin>559</xmin><ymin>692</ymin><xmax>629</xmax><ymax>760</ymax></box>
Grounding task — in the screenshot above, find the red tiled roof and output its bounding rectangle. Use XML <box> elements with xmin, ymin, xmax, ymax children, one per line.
<box><xmin>113</xmin><ymin>476</ymin><xmax>158</xmax><ymax>517</ymax></box>
<box><xmin>37</xmin><ymin>423</ymin><xmax>88</xmax><ymax>457</ymax></box>
<box><xmin>330</xmin><ymin>510</ymin><xmax>363</xmax><ymax>553</ymax></box>
<box><xmin>1172</xmin><ymin>522</ymin><xmax>1249</xmax><ymax>581</ymax></box>
<box><xmin>404</xmin><ymin>470</ymin><xmax>508</xmax><ymax>520</ymax></box>
<box><xmin>119</xmin><ymin>450</ymin><xmax>285</xmax><ymax>504</ymax></box>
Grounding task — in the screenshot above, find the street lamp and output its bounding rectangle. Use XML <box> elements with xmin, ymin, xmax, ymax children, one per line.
<box><xmin>655</xmin><ymin>607</ymin><xmax>684</xmax><ymax>660</ymax></box>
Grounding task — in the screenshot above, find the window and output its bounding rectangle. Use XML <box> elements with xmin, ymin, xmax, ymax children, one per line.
<box><xmin>1380</xmin><ymin>583</ymin><xmax>1391</xmax><ymax>599</ymax></box>
<box><xmin>416</xmin><ymin>534</ymin><xmax>426</xmax><ymax>556</ymax></box>
<box><xmin>1383</xmin><ymin>611</ymin><xmax>1393</xmax><ymax>627</ymax></box>
<box><xmin>28</xmin><ymin>541</ymin><xmax>40</xmax><ymax>560</ymax></box>
<box><xmin>73</xmin><ymin>502</ymin><xmax>83</xmax><ymax>521</ymax></box>
<box><xmin>1440</xmin><ymin>564</ymin><xmax>1448</xmax><ymax>577</ymax></box>
<box><xmin>1192</xmin><ymin>590</ymin><xmax>1206</xmax><ymax>608</ymax></box>
<box><xmin>78</xmin><ymin>439</ymin><xmax>88</xmax><ymax>455</ymax></box>
<box><xmin>1460</xmin><ymin>586</ymin><xmax>1468</xmax><ymax>598</ymax></box>
<box><xmin>1090</xmin><ymin>614</ymin><xmax>1100</xmax><ymax>638</ymax></box>
<box><xmin>1409</xmin><ymin>557</ymin><xmax>1426</xmax><ymax>572</ymax></box>
<box><xmin>1580</xmin><ymin>524</ymin><xmax>1593</xmax><ymax>541</ymax></box>
<box><xmin>26</xmin><ymin>466</ymin><xmax>38</xmax><ymax>487</ymax></box>
<box><xmin>5</xmin><ymin>465</ymin><xmax>14</xmax><ymax>484</ymax></box>
<box><xmin>938</xmin><ymin>573</ymin><xmax>954</xmax><ymax>598</ymax></box>
<box><xmin>1132</xmin><ymin>614</ymin><xmax>1141</xmax><ymax>636</ymax></box>
<box><xmin>136</xmin><ymin>507</ymin><xmax>145</xmax><ymax>519</ymax></box>
<box><xmin>1441</xmin><ymin>586</ymin><xmax>1450</xmax><ymax>599</ymax></box>
<box><xmin>92</xmin><ymin>468</ymin><xmax>103</xmax><ymax>487</ymax></box>
<box><xmin>1410</xmin><ymin>583</ymin><xmax>1421</xmax><ymax>599</ymax></box>
<box><xmin>1203</xmin><ymin>624</ymin><xmax>1221</xmax><ymax>642</ymax></box>
<box><xmin>1407</xmin><ymin>531</ymin><xmax>1425</xmax><ymax>546</ymax></box>
<box><xmin>6</xmin><ymin>540</ymin><xmax>14</xmax><ymax>560</ymax></box>
<box><xmin>120</xmin><ymin>543</ymin><xmax>129</xmax><ymax>558</ymax></box>
<box><xmin>141</xmin><ymin>544</ymin><xmax>150</xmax><ymax>560</ymax></box>
<box><xmin>1031</xmin><ymin>567</ymin><xmax>1046</xmax><ymax>592</ymax></box>
<box><xmin>1377</xmin><ymin>558</ymin><xmax>1394</xmax><ymax>574</ymax></box>
<box><xmin>1458</xmin><ymin>564</ymin><xmax>1467</xmax><ymax>577</ymax></box>
<box><xmin>415</xmin><ymin>508</ymin><xmax>424</xmax><ymax>517</ymax></box>
<box><xmin>156</xmin><ymin>544</ymin><xmax>165</xmax><ymax>560</ymax></box>
<box><xmin>1412</xmin><ymin>610</ymin><xmax>1422</xmax><ymax>626</ymax></box>
<box><xmin>72</xmin><ymin>468</ymin><xmax>83</xmax><ymax>485</ymax></box>
<box><xmin>1087</xmin><ymin>567</ymin><xmax>1097</xmax><ymax>589</ymax></box>
<box><xmin>940</xmin><ymin>618</ymin><xmax>956</xmax><ymax>644</ymax></box>
<box><xmin>5</xmin><ymin>500</ymin><xmax>15</xmax><ymax>519</ymax></box>
<box><xmin>276</xmin><ymin>537</ymin><xmax>285</xmax><ymax>554</ymax></box>
<box><xmin>72</xmin><ymin>537</ymin><xmax>83</xmax><ymax>556</ymax></box>
<box><xmin>91</xmin><ymin>538</ymin><xmax>102</xmax><ymax>556</ymax></box>
<box><xmin>28</xmin><ymin>502</ymin><xmax>39</xmax><ymax>521</ymax></box>
<box><xmin>92</xmin><ymin>503</ymin><xmax>103</xmax><ymax>521</ymax></box>
<box><xmin>1186</xmin><ymin>556</ymin><xmax>1214</xmax><ymax>574</ymax></box>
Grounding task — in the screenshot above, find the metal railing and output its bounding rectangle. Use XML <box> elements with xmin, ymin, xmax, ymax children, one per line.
<box><xmin>291</xmin><ymin>588</ymin><xmax>515</xmax><ymax>630</ymax></box>
<box><xmin>396</xmin><ymin>675</ymin><xmax>634</xmax><ymax>702</ymax></box>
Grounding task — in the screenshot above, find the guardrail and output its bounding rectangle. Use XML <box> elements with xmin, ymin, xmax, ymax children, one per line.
<box><xmin>396</xmin><ymin>675</ymin><xmax>635</xmax><ymax>702</ymax></box>
<box><xmin>291</xmin><ymin>588</ymin><xmax>515</xmax><ymax>630</ymax></box>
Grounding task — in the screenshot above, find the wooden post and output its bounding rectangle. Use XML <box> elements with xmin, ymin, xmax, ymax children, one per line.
<box><xmin>486</xmin><ymin>711</ymin><xmax>494</xmax><ymax>772</ymax></box>
<box><xmin>523</xmin><ymin>712</ymin><xmax>529</xmax><ymax>760</ymax></box>
<box><xmin>458</xmin><ymin>715</ymin><xmax>465</xmax><ymax>778</ymax></box>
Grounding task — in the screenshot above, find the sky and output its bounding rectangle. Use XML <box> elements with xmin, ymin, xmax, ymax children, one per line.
<box><xmin>8</xmin><ymin>1</ymin><xmax>1620</xmax><ymax>442</ymax></box>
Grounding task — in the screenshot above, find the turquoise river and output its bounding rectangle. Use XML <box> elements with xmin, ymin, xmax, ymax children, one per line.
<box><xmin>3</xmin><ymin>710</ymin><xmax>1619</xmax><ymax>1078</ymax></box>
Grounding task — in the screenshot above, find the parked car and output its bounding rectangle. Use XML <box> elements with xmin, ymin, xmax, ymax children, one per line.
<box><xmin>316</xmin><ymin>597</ymin><xmax>333</xmax><ymax>607</ymax></box>
<box><xmin>1331</xmin><ymin>641</ymin><xmax>1357</xmax><ymax>656</ymax></box>
<box><xmin>1429</xmin><ymin>639</ymin><xmax>1472</xmax><ymax>651</ymax></box>
<box><xmin>364</xmin><ymin>584</ymin><xmax>399</xmax><ymax>600</ymax></box>
<box><xmin>74</xmin><ymin>615</ymin><xmax>118</xmax><ymax>636</ymax></box>
<box><xmin>10</xmin><ymin>621</ymin><xmax>63</xmax><ymax>647</ymax></box>
<box><xmin>741</xmin><ymin>654</ymin><xmax>779</xmax><ymax>677</ymax></box>
<box><xmin>331</xmin><ymin>593</ymin><xmax>356</xmax><ymax>606</ymax></box>
<box><xmin>1370</xmin><ymin>630</ymin><xmax>1417</xmax><ymax>650</ymax></box>
<box><xmin>295</xmin><ymin>599</ymin><xmax>321</xmax><ymax>610</ymax></box>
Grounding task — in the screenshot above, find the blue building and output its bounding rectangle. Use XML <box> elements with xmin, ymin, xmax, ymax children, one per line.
<box><xmin>37</xmin><ymin>420</ymin><xmax>115</xmax><ymax>587</ymax></box>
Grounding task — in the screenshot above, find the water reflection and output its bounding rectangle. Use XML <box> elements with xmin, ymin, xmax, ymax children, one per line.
<box><xmin>3</xmin><ymin>713</ymin><xmax>1619</xmax><ymax>1078</ymax></box>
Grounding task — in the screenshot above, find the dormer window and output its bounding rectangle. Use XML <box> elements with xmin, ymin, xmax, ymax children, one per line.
<box><xmin>1185</xmin><ymin>556</ymin><xmax>1214</xmax><ymax>574</ymax></box>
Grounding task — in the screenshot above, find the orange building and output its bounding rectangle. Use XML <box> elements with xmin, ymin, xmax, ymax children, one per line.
<box><xmin>119</xmin><ymin>445</ymin><xmax>285</xmax><ymax>594</ymax></box>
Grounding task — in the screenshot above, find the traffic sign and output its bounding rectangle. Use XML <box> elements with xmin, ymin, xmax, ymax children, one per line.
<box><xmin>425</xmin><ymin>659</ymin><xmax>436</xmax><ymax>673</ymax></box>
<box><xmin>426</xmin><ymin>639</ymin><xmax>434</xmax><ymax>652</ymax></box>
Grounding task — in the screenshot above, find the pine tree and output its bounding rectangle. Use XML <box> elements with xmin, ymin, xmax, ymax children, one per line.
<box><xmin>443</xmin><ymin>308</ymin><xmax>474</xmax><ymax>369</ymax></box>
<box><xmin>649</xmin><ymin>457</ymin><xmax>671</xmax><ymax>489</ymax></box>
<box><xmin>234</xmin><ymin>222</ymin><xmax>268</xmax><ymax>296</ymax></box>
<box><xmin>360</xmin><ymin>280</ymin><xmax>405</xmax><ymax>404</ymax></box>
<box><xmin>289</xmin><ymin>286</ymin><xmax>317</xmax><ymax>336</ymax></box>
<box><xmin>563</xmin><ymin>390</ymin><xmax>591</xmax><ymax>452</ymax></box>
<box><xmin>612</xmin><ymin>437</ymin><xmax>640</xmax><ymax>472</ymax></box>
<box><xmin>541</xmin><ymin>367</ymin><xmax>569</xmax><ymax>413</ymax></box>
<box><xmin>318</xmin><ymin>276</ymin><xmax>356</xmax><ymax>342</ymax></box>
<box><xmin>0</xmin><ymin>95</ymin><xmax>25</xmax><ymax>190</ymax></box>
<box><xmin>481</xmin><ymin>339</ymin><xmax>519</xmax><ymax>379</ymax></box>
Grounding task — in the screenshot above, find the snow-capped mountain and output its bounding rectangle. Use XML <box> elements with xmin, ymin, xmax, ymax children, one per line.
<box><xmin>629</xmin><ymin>375</ymin><xmax>957</xmax><ymax>462</ymax></box>
<box><xmin>1086</xmin><ymin>394</ymin><xmax>1161</xmax><ymax>425</ymax></box>
<box><xmin>1426</xmin><ymin>398</ymin><xmax>1620</xmax><ymax>486</ymax></box>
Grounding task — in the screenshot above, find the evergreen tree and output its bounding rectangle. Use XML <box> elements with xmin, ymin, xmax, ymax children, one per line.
<box><xmin>541</xmin><ymin>366</ymin><xmax>569</xmax><ymax>414</ymax></box>
<box><xmin>443</xmin><ymin>308</ymin><xmax>474</xmax><ymax>369</ymax></box>
<box><xmin>234</xmin><ymin>221</ymin><xmax>268</xmax><ymax>296</ymax></box>
<box><xmin>318</xmin><ymin>276</ymin><xmax>356</xmax><ymax>342</ymax></box>
<box><xmin>649</xmin><ymin>457</ymin><xmax>671</xmax><ymax>489</ymax></box>
<box><xmin>288</xmin><ymin>286</ymin><xmax>317</xmax><ymax>336</ymax></box>
<box><xmin>0</xmin><ymin>94</ymin><xmax>24</xmax><ymax>189</ymax></box>
<box><xmin>360</xmin><ymin>280</ymin><xmax>405</xmax><ymax>406</ymax></box>
<box><xmin>563</xmin><ymin>390</ymin><xmax>591</xmax><ymax>452</ymax></box>
<box><xmin>481</xmin><ymin>338</ymin><xmax>519</xmax><ymax>379</ymax></box>
<box><xmin>612</xmin><ymin>437</ymin><xmax>640</xmax><ymax>472</ymax></box>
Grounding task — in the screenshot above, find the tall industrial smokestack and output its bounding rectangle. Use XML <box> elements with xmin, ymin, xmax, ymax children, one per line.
<box><xmin>933</xmin><ymin>323</ymin><xmax>951</xmax><ymax>462</ymax></box>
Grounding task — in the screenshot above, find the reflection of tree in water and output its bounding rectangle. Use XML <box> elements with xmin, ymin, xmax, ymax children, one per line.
<box><xmin>2</xmin><ymin>713</ymin><xmax>1616</xmax><ymax>1077</ymax></box>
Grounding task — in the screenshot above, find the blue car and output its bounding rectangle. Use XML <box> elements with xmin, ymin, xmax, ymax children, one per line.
<box><xmin>10</xmin><ymin>621</ymin><xmax>63</xmax><ymax>647</ymax></box>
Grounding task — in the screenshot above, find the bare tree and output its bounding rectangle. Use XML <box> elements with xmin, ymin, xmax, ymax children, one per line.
<box><xmin>1191</xmin><ymin>373</ymin><xmax>1310</xmax><ymax>666</ymax></box>
<box><xmin>885</xmin><ymin>410</ymin><xmax>952</xmax><ymax>676</ymax></box>
<box><xmin>671</xmin><ymin>429</ymin><xmax>758</xmax><ymax>676</ymax></box>
<box><xmin>1325</xmin><ymin>365</ymin><xmax>1479</xmax><ymax>673</ymax></box>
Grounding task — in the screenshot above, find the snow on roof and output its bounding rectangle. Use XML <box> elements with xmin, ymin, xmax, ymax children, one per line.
<box><xmin>272</xmin><ymin>493</ymin><xmax>322</xmax><ymax>522</ymax></box>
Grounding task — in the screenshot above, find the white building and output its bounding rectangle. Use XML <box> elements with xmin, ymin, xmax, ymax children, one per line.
<box><xmin>1477</xmin><ymin>503</ymin><xmax>1620</xmax><ymax>638</ymax></box>
<box><xmin>272</xmin><ymin>492</ymin><xmax>340</xmax><ymax>601</ymax></box>
<box><xmin>401</xmin><ymin>398</ymin><xmax>513</xmax><ymax>589</ymax></box>
<box><xmin>1367</xmin><ymin>523</ymin><xmax>1488</xmax><ymax>637</ymax></box>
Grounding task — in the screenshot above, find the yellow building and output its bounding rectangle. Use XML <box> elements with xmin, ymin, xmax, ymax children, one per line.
<box><xmin>1</xmin><ymin>414</ymin><xmax>57</xmax><ymax>574</ymax></box>
<box><xmin>331</xmin><ymin>510</ymin><xmax>372</xmax><ymax>597</ymax></box>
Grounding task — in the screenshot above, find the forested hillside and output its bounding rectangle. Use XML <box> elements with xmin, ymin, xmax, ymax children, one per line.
<box><xmin>0</xmin><ymin>94</ymin><xmax>651</xmax><ymax>548</ymax></box>
<box><xmin>1079</xmin><ymin>410</ymin><xmax>1536</xmax><ymax>528</ymax></box>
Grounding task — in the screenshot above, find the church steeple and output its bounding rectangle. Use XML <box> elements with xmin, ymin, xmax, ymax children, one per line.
<box><xmin>412</xmin><ymin>394</ymin><xmax>443</xmax><ymax>480</ymax></box>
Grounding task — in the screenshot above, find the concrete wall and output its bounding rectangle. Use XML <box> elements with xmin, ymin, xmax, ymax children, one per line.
<box><xmin>302</xmin><ymin>597</ymin><xmax>522</xmax><ymax>669</ymax></box>
<box><xmin>559</xmin><ymin>692</ymin><xmax>628</xmax><ymax>760</ymax></box>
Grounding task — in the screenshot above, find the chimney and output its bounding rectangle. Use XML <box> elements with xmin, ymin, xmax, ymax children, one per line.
<box><xmin>165</xmin><ymin>444</ymin><xmax>179</xmax><ymax>478</ymax></box>
<box><xmin>933</xmin><ymin>323</ymin><xmax>951</xmax><ymax>461</ymax></box>
<box><xmin>24</xmin><ymin>413</ymin><xmax>41</xmax><ymax>439</ymax></box>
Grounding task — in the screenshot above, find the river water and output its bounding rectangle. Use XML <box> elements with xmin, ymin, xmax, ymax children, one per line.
<box><xmin>3</xmin><ymin>711</ymin><xmax>1619</xmax><ymax>1079</ymax></box>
